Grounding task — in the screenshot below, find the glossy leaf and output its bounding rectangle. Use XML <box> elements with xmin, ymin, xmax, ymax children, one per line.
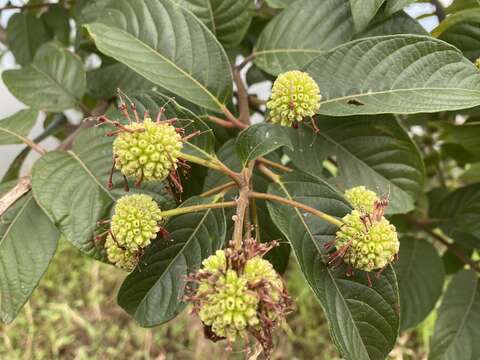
<box><xmin>394</xmin><ymin>236</ymin><xmax>445</xmax><ymax>331</ymax></box>
<box><xmin>173</xmin><ymin>0</ymin><xmax>253</xmax><ymax>47</ymax></box>
<box><xmin>0</xmin><ymin>194</ymin><xmax>59</xmax><ymax>323</ymax></box>
<box><xmin>6</xmin><ymin>12</ymin><xmax>49</xmax><ymax>66</ymax></box>
<box><xmin>306</xmin><ymin>35</ymin><xmax>480</xmax><ymax>116</ymax></box>
<box><xmin>235</xmin><ymin>123</ymin><xmax>293</xmax><ymax>165</ymax></box>
<box><xmin>0</xmin><ymin>110</ymin><xmax>38</xmax><ymax>145</ymax></box>
<box><xmin>117</xmin><ymin>195</ymin><xmax>226</xmax><ymax>326</ymax></box>
<box><xmin>429</xmin><ymin>270</ymin><xmax>480</xmax><ymax>360</ymax></box>
<box><xmin>84</xmin><ymin>0</ymin><xmax>232</xmax><ymax>112</ymax></box>
<box><xmin>286</xmin><ymin>117</ymin><xmax>425</xmax><ymax>214</ymax></box>
<box><xmin>267</xmin><ymin>171</ymin><xmax>400</xmax><ymax>360</ymax></box>
<box><xmin>32</xmin><ymin>127</ymin><xmax>175</xmax><ymax>259</ymax></box>
<box><xmin>2</xmin><ymin>43</ymin><xmax>86</xmax><ymax>112</ymax></box>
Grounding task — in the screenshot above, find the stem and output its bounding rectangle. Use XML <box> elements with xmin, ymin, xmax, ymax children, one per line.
<box><xmin>257</xmin><ymin>157</ymin><xmax>293</xmax><ymax>173</ymax></box>
<box><xmin>0</xmin><ymin>177</ymin><xmax>31</xmax><ymax>216</ymax></box>
<box><xmin>250</xmin><ymin>191</ymin><xmax>344</xmax><ymax>227</ymax></box>
<box><xmin>180</xmin><ymin>153</ymin><xmax>223</xmax><ymax>171</ymax></box>
<box><xmin>200</xmin><ymin>181</ymin><xmax>237</xmax><ymax>197</ymax></box>
<box><xmin>159</xmin><ymin>201</ymin><xmax>237</xmax><ymax>218</ymax></box>
<box><xmin>431</xmin><ymin>0</ymin><xmax>446</xmax><ymax>21</ymax></box>
<box><xmin>233</xmin><ymin>188</ymin><xmax>250</xmax><ymax>250</ymax></box>
<box><xmin>257</xmin><ymin>163</ymin><xmax>281</xmax><ymax>183</ymax></box>
<box><xmin>233</xmin><ymin>66</ymin><xmax>250</xmax><ymax>125</ymax></box>
<box><xmin>220</xmin><ymin>105</ymin><xmax>248</xmax><ymax>129</ymax></box>
<box><xmin>206</xmin><ymin>115</ymin><xmax>235</xmax><ymax>129</ymax></box>
<box><xmin>411</xmin><ymin>218</ymin><xmax>480</xmax><ymax>273</ymax></box>
<box><xmin>0</xmin><ymin>127</ymin><xmax>47</xmax><ymax>155</ymax></box>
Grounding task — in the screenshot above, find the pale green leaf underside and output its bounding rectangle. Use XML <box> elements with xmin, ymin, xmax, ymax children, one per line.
<box><xmin>173</xmin><ymin>0</ymin><xmax>252</xmax><ymax>47</ymax></box>
<box><xmin>0</xmin><ymin>195</ymin><xmax>59</xmax><ymax>324</ymax></box>
<box><xmin>2</xmin><ymin>43</ymin><xmax>86</xmax><ymax>112</ymax></box>
<box><xmin>85</xmin><ymin>0</ymin><xmax>232</xmax><ymax>112</ymax></box>
<box><xmin>394</xmin><ymin>237</ymin><xmax>445</xmax><ymax>331</ymax></box>
<box><xmin>429</xmin><ymin>270</ymin><xmax>480</xmax><ymax>360</ymax></box>
<box><xmin>32</xmin><ymin>127</ymin><xmax>175</xmax><ymax>260</ymax></box>
<box><xmin>307</xmin><ymin>35</ymin><xmax>480</xmax><ymax>116</ymax></box>
<box><xmin>118</xmin><ymin>196</ymin><xmax>226</xmax><ymax>327</ymax></box>
<box><xmin>267</xmin><ymin>172</ymin><xmax>399</xmax><ymax>360</ymax></box>
<box><xmin>0</xmin><ymin>110</ymin><xmax>38</xmax><ymax>145</ymax></box>
<box><xmin>254</xmin><ymin>0</ymin><xmax>425</xmax><ymax>75</ymax></box>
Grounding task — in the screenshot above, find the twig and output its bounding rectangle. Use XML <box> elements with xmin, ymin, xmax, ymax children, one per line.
<box><xmin>159</xmin><ymin>201</ymin><xmax>237</xmax><ymax>217</ymax></box>
<box><xmin>200</xmin><ymin>181</ymin><xmax>237</xmax><ymax>197</ymax></box>
<box><xmin>232</xmin><ymin>169</ymin><xmax>252</xmax><ymax>249</ymax></box>
<box><xmin>221</xmin><ymin>105</ymin><xmax>248</xmax><ymax>129</ymax></box>
<box><xmin>250</xmin><ymin>191</ymin><xmax>343</xmax><ymax>227</ymax></box>
<box><xmin>206</xmin><ymin>115</ymin><xmax>235</xmax><ymax>129</ymax></box>
<box><xmin>233</xmin><ymin>68</ymin><xmax>250</xmax><ymax>125</ymax></box>
<box><xmin>235</xmin><ymin>54</ymin><xmax>255</xmax><ymax>72</ymax></box>
<box><xmin>411</xmin><ymin>217</ymin><xmax>480</xmax><ymax>273</ymax></box>
<box><xmin>431</xmin><ymin>0</ymin><xmax>446</xmax><ymax>21</ymax></box>
<box><xmin>0</xmin><ymin>177</ymin><xmax>31</xmax><ymax>216</ymax></box>
<box><xmin>257</xmin><ymin>157</ymin><xmax>293</xmax><ymax>173</ymax></box>
<box><xmin>0</xmin><ymin>126</ymin><xmax>47</xmax><ymax>155</ymax></box>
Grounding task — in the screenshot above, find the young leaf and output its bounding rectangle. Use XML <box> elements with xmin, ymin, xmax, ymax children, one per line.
<box><xmin>235</xmin><ymin>123</ymin><xmax>293</xmax><ymax>165</ymax></box>
<box><xmin>307</xmin><ymin>35</ymin><xmax>480</xmax><ymax>116</ymax></box>
<box><xmin>394</xmin><ymin>236</ymin><xmax>445</xmax><ymax>331</ymax></box>
<box><xmin>267</xmin><ymin>171</ymin><xmax>400</xmax><ymax>360</ymax></box>
<box><xmin>0</xmin><ymin>194</ymin><xmax>59</xmax><ymax>324</ymax></box>
<box><xmin>172</xmin><ymin>0</ymin><xmax>253</xmax><ymax>47</ymax></box>
<box><xmin>84</xmin><ymin>0</ymin><xmax>232</xmax><ymax>112</ymax></box>
<box><xmin>286</xmin><ymin>117</ymin><xmax>425</xmax><ymax>214</ymax></box>
<box><xmin>117</xmin><ymin>195</ymin><xmax>226</xmax><ymax>327</ymax></box>
<box><xmin>6</xmin><ymin>12</ymin><xmax>49</xmax><ymax>66</ymax></box>
<box><xmin>32</xmin><ymin>127</ymin><xmax>175</xmax><ymax>260</ymax></box>
<box><xmin>429</xmin><ymin>270</ymin><xmax>480</xmax><ymax>360</ymax></box>
<box><xmin>2</xmin><ymin>43</ymin><xmax>86</xmax><ymax>112</ymax></box>
<box><xmin>350</xmin><ymin>0</ymin><xmax>386</xmax><ymax>32</ymax></box>
<box><xmin>0</xmin><ymin>110</ymin><xmax>38</xmax><ymax>145</ymax></box>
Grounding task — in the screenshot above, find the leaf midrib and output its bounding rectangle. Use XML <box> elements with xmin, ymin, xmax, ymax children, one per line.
<box><xmin>276</xmin><ymin>179</ymin><xmax>370</xmax><ymax>359</ymax></box>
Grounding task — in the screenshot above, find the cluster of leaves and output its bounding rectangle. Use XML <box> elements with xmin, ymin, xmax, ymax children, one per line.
<box><xmin>0</xmin><ymin>0</ymin><xmax>480</xmax><ymax>359</ymax></box>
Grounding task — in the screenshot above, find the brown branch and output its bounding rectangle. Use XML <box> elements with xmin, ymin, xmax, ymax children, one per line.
<box><xmin>220</xmin><ymin>106</ymin><xmax>248</xmax><ymax>129</ymax></box>
<box><xmin>411</xmin><ymin>218</ymin><xmax>480</xmax><ymax>273</ymax></box>
<box><xmin>233</xmin><ymin>69</ymin><xmax>250</xmax><ymax>125</ymax></box>
<box><xmin>257</xmin><ymin>157</ymin><xmax>293</xmax><ymax>173</ymax></box>
<box><xmin>0</xmin><ymin>177</ymin><xmax>31</xmax><ymax>216</ymax></box>
<box><xmin>206</xmin><ymin>115</ymin><xmax>235</xmax><ymax>129</ymax></box>
<box><xmin>232</xmin><ymin>169</ymin><xmax>252</xmax><ymax>250</ymax></box>
<box><xmin>431</xmin><ymin>0</ymin><xmax>446</xmax><ymax>21</ymax></box>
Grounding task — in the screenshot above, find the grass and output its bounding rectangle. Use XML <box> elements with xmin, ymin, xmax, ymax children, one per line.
<box><xmin>0</xmin><ymin>240</ymin><xmax>428</xmax><ymax>359</ymax></box>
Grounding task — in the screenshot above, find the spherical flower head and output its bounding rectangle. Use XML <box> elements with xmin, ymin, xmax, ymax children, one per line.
<box><xmin>336</xmin><ymin>210</ymin><xmax>399</xmax><ymax>272</ymax></box>
<box><xmin>193</xmin><ymin>251</ymin><xmax>285</xmax><ymax>342</ymax></box>
<box><xmin>113</xmin><ymin>118</ymin><xmax>183</xmax><ymax>182</ymax></box>
<box><xmin>266</xmin><ymin>70</ymin><xmax>321</xmax><ymax>127</ymax></box>
<box><xmin>110</xmin><ymin>194</ymin><xmax>162</xmax><ymax>251</ymax></box>
<box><xmin>105</xmin><ymin>234</ymin><xmax>137</xmax><ymax>271</ymax></box>
<box><xmin>344</xmin><ymin>186</ymin><xmax>379</xmax><ymax>214</ymax></box>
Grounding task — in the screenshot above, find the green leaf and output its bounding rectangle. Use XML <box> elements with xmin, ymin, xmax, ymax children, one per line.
<box><xmin>0</xmin><ymin>194</ymin><xmax>59</xmax><ymax>323</ymax></box>
<box><xmin>6</xmin><ymin>12</ymin><xmax>49</xmax><ymax>66</ymax></box>
<box><xmin>2</xmin><ymin>43</ymin><xmax>86</xmax><ymax>112</ymax></box>
<box><xmin>446</xmin><ymin>0</ymin><xmax>480</xmax><ymax>14</ymax></box>
<box><xmin>41</xmin><ymin>4</ymin><xmax>71</xmax><ymax>45</ymax></box>
<box><xmin>32</xmin><ymin>127</ymin><xmax>175</xmax><ymax>259</ymax></box>
<box><xmin>266</xmin><ymin>171</ymin><xmax>400</xmax><ymax>360</ymax></box>
<box><xmin>306</xmin><ymin>35</ymin><xmax>480</xmax><ymax>116</ymax></box>
<box><xmin>383</xmin><ymin>0</ymin><xmax>416</xmax><ymax>16</ymax></box>
<box><xmin>87</xmin><ymin>63</ymin><xmax>154</xmax><ymax>100</ymax></box>
<box><xmin>431</xmin><ymin>183</ymin><xmax>480</xmax><ymax>245</ymax></box>
<box><xmin>429</xmin><ymin>270</ymin><xmax>480</xmax><ymax>360</ymax></box>
<box><xmin>358</xmin><ymin>11</ymin><xmax>428</xmax><ymax>38</ymax></box>
<box><xmin>117</xmin><ymin>195</ymin><xmax>226</xmax><ymax>326</ymax></box>
<box><xmin>350</xmin><ymin>0</ymin><xmax>386</xmax><ymax>32</ymax></box>
<box><xmin>172</xmin><ymin>0</ymin><xmax>253</xmax><ymax>47</ymax></box>
<box><xmin>0</xmin><ymin>110</ymin><xmax>38</xmax><ymax>145</ymax></box>
<box><xmin>264</xmin><ymin>0</ymin><xmax>293</xmax><ymax>8</ymax></box>
<box><xmin>84</xmin><ymin>0</ymin><xmax>232</xmax><ymax>112</ymax></box>
<box><xmin>254</xmin><ymin>0</ymin><xmax>425</xmax><ymax>75</ymax></box>
<box><xmin>286</xmin><ymin>117</ymin><xmax>425</xmax><ymax>214</ymax></box>
<box><xmin>235</xmin><ymin>123</ymin><xmax>293</xmax><ymax>165</ymax></box>
<box><xmin>438</xmin><ymin>122</ymin><xmax>480</xmax><ymax>163</ymax></box>
<box><xmin>394</xmin><ymin>236</ymin><xmax>445</xmax><ymax>331</ymax></box>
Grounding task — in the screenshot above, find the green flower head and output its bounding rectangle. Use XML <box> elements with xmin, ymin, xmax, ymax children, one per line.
<box><xmin>344</xmin><ymin>186</ymin><xmax>379</xmax><ymax>214</ymax></box>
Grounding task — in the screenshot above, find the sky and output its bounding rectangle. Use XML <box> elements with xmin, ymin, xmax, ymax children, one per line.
<box><xmin>0</xmin><ymin>0</ymin><xmax>454</xmax><ymax>178</ymax></box>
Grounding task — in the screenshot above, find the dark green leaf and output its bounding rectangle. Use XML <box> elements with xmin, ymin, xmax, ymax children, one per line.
<box><xmin>438</xmin><ymin>122</ymin><xmax>480</xmax><ymax>163</ymax></box>
<box><xmin>32</xmin><ymin>127</ymin><xmax>175</xmax><ymax>259</ymax></box>
<box><xmin>2</xmin><ymin>43</ymin><xmax>86</xmax><ymax>112</ymax></box>
<box><xmin>172</xmin><ymin>0</ymin><xmax>253</xmax><ymax>47</ymax></box>
<box><xmin>6</xmin><ymin>12</ymin><xmax>49</xmax><ymax>65</ymax></box>
<box><xmin>350</xmin><ymin>0</ymin><xmax>386</xmax><ymax>32</ymax></box>
<box><xmin>267</xmin><ymin>171</ymin><xmax>400</xmax><ymax>360</ymax></box>
<box><xmin>84</xmin><ymin>0</ymin><xmax>232</xmax><ymax>112</ymax></box>
<box><xmin>442</xmin><ymin>243</ymin><xmax>471</xmax><ymax>274</ymax></box>
<box><xmin>0</xmin><ymin>195</ymin><xmax>59</xmax><ymax>323</ymax></box>
<box><xmin>306</xmin><ymin>35</ymin><xmax>480</xmax><ymax>116</ymax></box>
<box><xmin>429</xmin><ymin>270</ymin><xmax>480</xmax><ymax>360</ymax></box>
<box><xmin>286</xmin><ymin>117</ymin><xmax>425</xmax><ymax>214</ymax></box>
<box><xmin>394</xmin><ymin>236</ymin><xmax>445</xmax><ymax>331</ymax></box>
<box><xmin>0</xmin><ymin>110</ymin><xmax>38</xmax><ymax>145</ymax></box>
<box><xmin>439</xmin><ymin>19</ymin><xmax>480</xmax><ymax>61</ymax></box>
<box><xmin>41</xmin><ymin>4</ymin><xmax>71</xmax><ymax>45</ymax></box>
<box><xmin>264</xmin><ymin>0</ymin><xmax>293</xmax><ymax>8</ymax></box>
<box><xmin>235</xmin><ymin>123</ymin><xmax>293</xmax><ymax>165</ymax></box>
<box><xmin>383</xmin><ymin>0</ymin><xmax>416</xmax><ymax>16</ymax></box>
<box><xmin>117</xmin><ymin>195</ymin><xmax>226</xmax><ymax>326</ymax></box>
